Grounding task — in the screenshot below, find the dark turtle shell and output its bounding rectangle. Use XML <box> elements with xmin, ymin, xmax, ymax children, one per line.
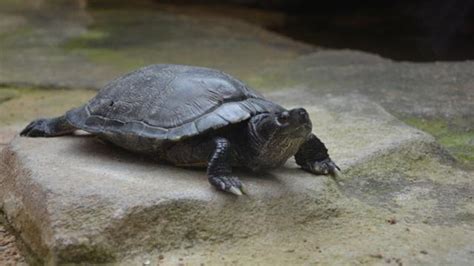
<box><xmin>66</xmin><ymin>64</ymin><xmax>284</xmax><ymax>141</ymax></box>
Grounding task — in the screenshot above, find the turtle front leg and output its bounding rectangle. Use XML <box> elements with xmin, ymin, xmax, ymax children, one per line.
<box><xmin>295</xmin><ymin>134</ymin><xmax>340</xmax><ymax>177</ymax></box>
<box><xmin>207</xmin><ymin>137</ymin><xmax>245</xmax><ymax>196</ymax></box>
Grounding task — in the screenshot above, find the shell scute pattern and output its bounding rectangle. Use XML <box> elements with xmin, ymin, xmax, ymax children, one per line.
<box><xmin>66</xmin><ymin>64</ymin><xmax>282</xmax><ymax>141</ymax></box>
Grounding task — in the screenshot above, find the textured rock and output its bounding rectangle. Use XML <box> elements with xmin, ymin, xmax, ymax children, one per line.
<box><xmin>0</xmin><ymin>92</ymin><xmax>445</xmax><ymax>264</ymax></box>
<box><xmin>0</xmin><ymin>1</ymin><xmax>473</xmax><ymax>265</ymax></box>
<box><xmin>0</xmin><ymin>223</ymin><xmax>27</xmax><ymax>265</ymax></box>
<box><xmin>258</xmin><ymin>50</ymin><xmax>474</xmax><ymax>120</ymax></box>
<box><xmin>0</xmin><ymin>1</ymin><xmax>310</xmax><ymax>89</ymax></box>
<box><xmin>0</xmin><ymin>128</ymin><xmax>17</xmax><ymax>147</ymax></box>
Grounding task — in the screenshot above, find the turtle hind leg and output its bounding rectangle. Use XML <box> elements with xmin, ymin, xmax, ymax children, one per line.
<box><xmin>20</xmin><ymin>115</ymin><xmax>76</xmax><ymax>137</ymax></box>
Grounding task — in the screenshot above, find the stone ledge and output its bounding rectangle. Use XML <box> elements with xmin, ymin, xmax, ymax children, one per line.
<box><xmin>0</xmin><ymin>94</ymin><xmax>440</xmax><ymax>263</ymax></box>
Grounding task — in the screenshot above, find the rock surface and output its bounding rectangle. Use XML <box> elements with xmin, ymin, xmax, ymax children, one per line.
<box><xmin>0</xmin><ymin>1</ymin><xmax>473</xmax><ymax>265</ymax></box>
<box><xmin>0</xmin><ymin>1</ymin><xmax>311</xmax><ymax>89</ymax></box>
<box><xmin>258</xmin><ymin>50</ymin><xmax>474</xmax><ymax>120</ymax></box>
<box><xmin>2</xmin><ymin>92</ymin><xmax>473</xmax><ymax>264</ymax></box>
<box><xmin>0</xmin><ymin>223</ymin><xmax>27</xmax><ymax>265</ymax></box>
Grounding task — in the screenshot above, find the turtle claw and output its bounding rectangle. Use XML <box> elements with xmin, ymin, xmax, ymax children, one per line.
<box><xmin>306</xmin><ymin>158</ymin><xmax>341</xmax><ymax>177</ymax></box>
<box><xmin>239</xmin><ymin>183</ymin><xmax>248</xmax><ymax>195</ymax></box>
<box><xmin>209</xmin><ymin>175</ymin><xmax>245</xmax><ymax>196</ymax></box>
<box><xmin>327</xmin><ymin>161</ymin><xmax>341</xmax><ymax>177</ymax></box>
<box><xmin>333</xmin><ymin>167</ymin><xmax>342</xmax><ymax>177</ymax></box>
<box><xmin>228</xmin><ymin>186</ymin><xmax>243</xmax><ymax>196</ymax></box>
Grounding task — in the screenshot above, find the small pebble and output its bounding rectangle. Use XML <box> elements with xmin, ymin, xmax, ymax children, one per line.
<box><xmin>387</xmin><ymin>218</ymin><xmax>397</xmax><ymax>225</ymax></box>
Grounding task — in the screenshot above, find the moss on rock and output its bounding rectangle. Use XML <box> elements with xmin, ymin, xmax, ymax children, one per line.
<box><xmin>403</xmin><ymin>117</ymin><xmax>474</xmax><ymax>169</ymax></box>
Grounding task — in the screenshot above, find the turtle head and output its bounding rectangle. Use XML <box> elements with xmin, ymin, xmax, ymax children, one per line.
<box><xmin>250</xmin><ymin>108</ymin><xmax>312</xmax><ymax>141</ymax></box>
<box><xmin>245</xmin><ymin>108</ymin><xmax>312</xmax><ymax>169</ymax></box>
<box><xmin>275</xmin><ymin>108</ymin><xmax>312</xmax><ymax>137</ymax></box>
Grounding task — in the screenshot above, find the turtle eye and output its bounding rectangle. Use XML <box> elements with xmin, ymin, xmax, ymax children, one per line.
<box><xmin>277</xmin><ymin>111</ymin><xmax>290</xmax><ymax>124</ymax></box>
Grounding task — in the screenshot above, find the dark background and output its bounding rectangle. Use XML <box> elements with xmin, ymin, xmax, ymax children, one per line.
<box><xmin>149</xmin><ymin>0</ymin><xmax>474</xmax><ymax>61</ymax></box>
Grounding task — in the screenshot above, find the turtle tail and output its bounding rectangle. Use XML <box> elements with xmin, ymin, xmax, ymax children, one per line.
<box><xmin>20</xmin><ymin>115</ymin><xmax>76</xmax><ymax>137</ymax></box>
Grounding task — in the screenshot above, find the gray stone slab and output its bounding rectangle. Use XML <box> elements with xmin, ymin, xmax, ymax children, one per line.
<box><xmin>0</xmin><ymin>92</ymin><xmax>441</xmax><ymax>263</ymax></box>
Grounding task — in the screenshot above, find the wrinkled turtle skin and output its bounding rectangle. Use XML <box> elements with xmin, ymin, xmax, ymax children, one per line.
<box><xmin>20</xmin><ymin>64</ymin><xmax>340</xmax><ymax>195</ymax></box>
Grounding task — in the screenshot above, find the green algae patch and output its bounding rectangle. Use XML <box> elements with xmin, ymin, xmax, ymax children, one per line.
<box><xmin>0</xmin><ymin>87</ymin><xmax>20</xmax><ymax>104</ymax></box>
<box><xmin>403</xmin><ymin>117</ymin><xmax>474</xmax><ymax>169</ymax></box>
<box><xmin>0</xmin><ymin>87</ymin><xmax>95</xmax><ymax>127</ymax></box>
<box><xmin>245</xmin><ymin>70</ymin><xmax>301</xmax><ymax>92</ymax></box>
<box><xmin>0</xmin><ymin>26</ymin><xmax>33</xmax><ymax>44</ymax></box>
<box><xmin>2</xmin><ymin>0</ymin><xmax>312</xmax><ymax>90</ymax></box>
<box><xmin>61</xmin><ymin>8</ymin><xmax>307</xmax><ymax>88</ymax></box>
<box><xmin>63</xmin><ymin>27</ymin><xmax>145</xmax><ymax>73</ymax></box>
<box><xmin>65</xmin><ymin>46</ymin><xmax>145</xmax><ymax>73</ymax></box>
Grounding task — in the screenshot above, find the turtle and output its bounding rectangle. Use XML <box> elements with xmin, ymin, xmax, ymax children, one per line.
<box><xmin>20</xmin><ymin>64</ymin><xmax>340</xmax><ymax>195</ymax></box>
